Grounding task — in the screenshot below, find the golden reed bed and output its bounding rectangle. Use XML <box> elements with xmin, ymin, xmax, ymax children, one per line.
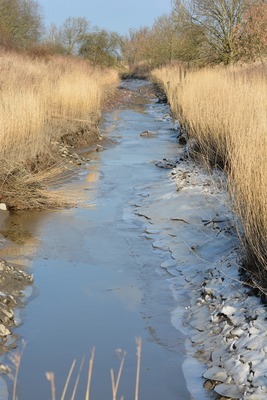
<box><xmin>0</xmin><ymin>51</ymin><xmax>119</xmax><ymax>209</ymax></box>
<box><xmin>153</xmin><ymin>63</ymin><xmax>267</xmax><ymax>290</ymax></box>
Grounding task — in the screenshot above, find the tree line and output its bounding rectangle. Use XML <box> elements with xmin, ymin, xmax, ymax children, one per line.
<box><xmin>123</xmin><ymin>0</ymin><xmax>267</xmax><ymax>66</ymax></box>
<box><xmin>0</xmin><ymin>0</ymin><xmax>122</xmax><ymax>66</ymax></box>
<box><xmin>0</xmin><ymin>0</ymin><xmax>266</xmax><ymax>66</ymax></box>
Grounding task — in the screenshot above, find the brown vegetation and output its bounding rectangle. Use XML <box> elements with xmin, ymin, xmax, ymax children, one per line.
<box><xmin>122</xmin><ymin>0</ymin><xmax>267</xmax><ymax>69</ymax></box>
<box><xmin>152</xmin><ymin>62</ymin><xmax>267</xmax><ymax>291</ymax></box>
<box><xmin>0</xmin><ymin>2</ymin><xmax>122</xmax><ymax>211</ymax></box>
<box><xmin>0</xmin><ymin>51</ymin><xmax>119</xmax><ymax>209</ymax></box>
<box><xmin>0</xmin><ymin>0</ymin><xmax>43</xmax><ymax>50</ymax></box>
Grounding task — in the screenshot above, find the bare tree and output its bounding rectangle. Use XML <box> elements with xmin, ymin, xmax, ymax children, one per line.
<box><xmin>122</xmin><ymin>28</ymin><xmax>152</xmax><ymax>65</ymax></box>
<box><xmin>0</xmin><ymin>0</ymin><xmax>43</xmax><ymax>48</ymax></box>
<box><xmin>172</xmin><ymin>1</ymin><xmax>207</xmax><ymax>62</ymax></box>
<box><xmin>46</xmin><ymin>23</ymin><xmax>59</xmax><ymax>43</ymax></box>
<box><xmin>122</xmin><ymin>0</ymin><xmax>265</xmax><ymax>67</ymax></box>
<box><xmin>80</xmin><ymin>29</ymin><xmax>122</xmax><ymax>66</ymax></box>
<box><xmin>178</xmin><ymin>0</ymin><xmax>254</xmax><ymax>63</ymax></box>
<box><xmin>42</xmin><ymin>23</ymin><xmax>67</xmax><ymax>54</ymax></box>
<box><xmin>58</xmin><ymin>17</ymin><xmax>90</xmax><ymax>54</ymax></box>
<box><xmin>151</xmin><ymin>15</ymin><xmax>180</xmax><ymax>64</ymax></box>
<box><xmin>122</xmin><ymin>11</ymin><xmax>204</xmax><ymax>68</ymax></box>
<box><xmin>237</xmin><ymin>0</ymin><xmax>267</xmax><ymax>60</ymax></box>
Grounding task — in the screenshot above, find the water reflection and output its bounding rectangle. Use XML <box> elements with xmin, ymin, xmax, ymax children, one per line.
<box><xmin>86</xmin><ymin>164</ymin><xmax>100</xmax><ymax>184</ymax></box>
<box><xmin>0</xmin><ymin>157</ymin><xmax>103</xmax><ymax>397</ymax></box>
<box><xmin>0</xmin><ymin>80</ymin><xmax>192</xmax><ymax>400</ymax></box>
<box><xmin>106</xmin><ymin>284</ymin><xmax>142</xmax><ymax>311</ymax></box>
<box><xmin>0</xmin><ymin>154</ymin><xmax>102</xmax><ymax>264</ymax></box>
<box><xmin>0</xmin><ymin>212</ymin><xmax>40</xmax><ymax>267</ymax></box>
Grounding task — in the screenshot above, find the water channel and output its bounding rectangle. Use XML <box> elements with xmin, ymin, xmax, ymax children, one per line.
<box><xmin>0</xmin><ymin>80</ymin><xmax>202</xmax><ymax>399</ymax></box>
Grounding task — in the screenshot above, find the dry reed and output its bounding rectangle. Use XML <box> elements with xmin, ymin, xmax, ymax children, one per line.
<box><xmin>0</xmin><ymin>52</ymin><xmax>119</xmax><ymax>163</ymax></box>
<box><xmin>0</xmin><ymin>51</ymin><xmax>119</xmax><ymax>209</ymax></box>
<box><xmin>152</xmin><ymin>63</ymin><xmax>267</xmax><ymax>289</ymax></box>
<box><xmin>11</xmin><ymin>339</ymin><xmax>142</xmax><ymax>399</ymax></box>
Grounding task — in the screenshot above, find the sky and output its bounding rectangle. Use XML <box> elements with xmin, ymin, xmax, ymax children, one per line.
<box><xmin>38</xmin><ymin>0</ymin><xmax>173</xmax><ymax>36</ymax></box>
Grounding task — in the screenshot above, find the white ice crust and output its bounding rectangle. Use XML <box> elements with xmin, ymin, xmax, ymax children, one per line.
<box><xmin>133</xmin><ymin>155</ymin><xmax>267</xmax><ymax>400</ymax></box>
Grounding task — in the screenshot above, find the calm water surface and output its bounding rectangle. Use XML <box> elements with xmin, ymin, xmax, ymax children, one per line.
<box><xmin>1</xmin><ymin>81</ymin><xmax>192</xmax><ymax>400</ymax></box>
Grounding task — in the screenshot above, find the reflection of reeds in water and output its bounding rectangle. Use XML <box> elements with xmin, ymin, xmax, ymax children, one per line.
<box><xmin>53</xmin><ymin>164</ymin><xmax>101</xmax><ymax>210</ymax></box>
<box><xmin>0</xmin><ymin>226</ymin><xmax>37</xmax><ymax>267</ymax></box>
<box><xmin>86</xmin><ymin>165</ymin><xmax>100</xmax><ymax>184</ymax></box>
<box><xmin>0</xmin><ymin>210</ymin><xmax>40</xmax><ymax>265</ymax></box>
<box><xmin>9</xmin><ymin>340</ymin><xmax>26</xmax><ymax>400</ymax></box>
<box><xmin>10</xmin><ymin>338</ymin><xmax>142</xmax><ymax>400</ymax></box>
<box><xmin>1</xmin><ymin>221</ymin><xmax>33</xmax><ymax>245</ymax></box>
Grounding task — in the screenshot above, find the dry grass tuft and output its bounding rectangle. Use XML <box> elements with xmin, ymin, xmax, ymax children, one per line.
<box><xmin>152</xmin><ymin>63</ymin><xmax>267</xmax><ymax>290</ymax></box>
<box><xmin>0</xmin><ymin>161</ymin><xmax>71</xmax><ymax>210</ymax></box>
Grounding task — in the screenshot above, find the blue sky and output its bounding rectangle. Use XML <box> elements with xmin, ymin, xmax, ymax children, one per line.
<box><xmin>38</xmin><ymin>0</ymin><xmax>173</xmax><ymax>35</ymax></box>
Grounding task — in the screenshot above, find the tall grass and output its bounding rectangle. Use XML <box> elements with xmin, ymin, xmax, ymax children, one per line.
<box><xmin>0</xmin><ymin>51</ymin><xmax>119</xmax><ymax>209</ymax></box>
<box><xmin>152</xmin><ymin>63</ymin><xmax>267</xmax><ymax>289</ymax></box>
<box><xmin>0</xmin><ymin>52</ymin><xmax>118</xmax><ymax>163</ymax></box>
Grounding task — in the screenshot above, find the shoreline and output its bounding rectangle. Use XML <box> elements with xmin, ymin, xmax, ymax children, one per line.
<box><xmin>134</xmin><ymin>140</ymin><xmax>267</xmax><ymax>399</ymax></box>
<box><xmin>0</xmin><ymin>78</ymin><xmax>266</xmax><ymax>398</ymax></box>
<box><xmin>0</xmin><ymin>78</ymin><xmax>158</xmax><ymax>379</ymax></box>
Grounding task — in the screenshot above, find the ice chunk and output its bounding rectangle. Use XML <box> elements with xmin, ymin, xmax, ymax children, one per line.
<box><xmin>214</xmin><ymin>383</ymin><xmax>244</xmax><ymax>398</ymax></box>
<box><xmin>203</xmin><ymin>366</ymin><xmax>228</xmax><ymax>382</ymax></box>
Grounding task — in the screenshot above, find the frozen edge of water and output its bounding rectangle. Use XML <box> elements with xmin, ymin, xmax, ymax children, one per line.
<box><xmin>130</xmin><ymin>156</ymin><xmax>267</xmax><ymax>400</ymax></box>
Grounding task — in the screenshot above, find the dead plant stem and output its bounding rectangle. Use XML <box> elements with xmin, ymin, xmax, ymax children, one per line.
<box><xmin>85</xmin><ymin>346</ymin><xmax>95</xmax><ymax>400</ymax></box>
<box><xmin>61</xmin><ymin>359</ymin><xmax>76</xmax><ymax>400</ymax></box>
<box><xmin>135</xmin><ymin>337</ymin><xmax>142</xmax><ymax>400</ymax></box>
<box><xmin>70</xmin><ymin>356</ymin><xmax>85</xmax><ymax>400</ymax></box>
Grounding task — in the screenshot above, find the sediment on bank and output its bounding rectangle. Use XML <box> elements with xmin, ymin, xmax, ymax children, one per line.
<box><xmin>152</xmin><ymin>63</ymin><xmax>267</xmax><ymax>295</ymax></box>
<box><xmin>0</xmin><ymin>51</ymin><xmax>119</xmax><ymax>210</ymax></box>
